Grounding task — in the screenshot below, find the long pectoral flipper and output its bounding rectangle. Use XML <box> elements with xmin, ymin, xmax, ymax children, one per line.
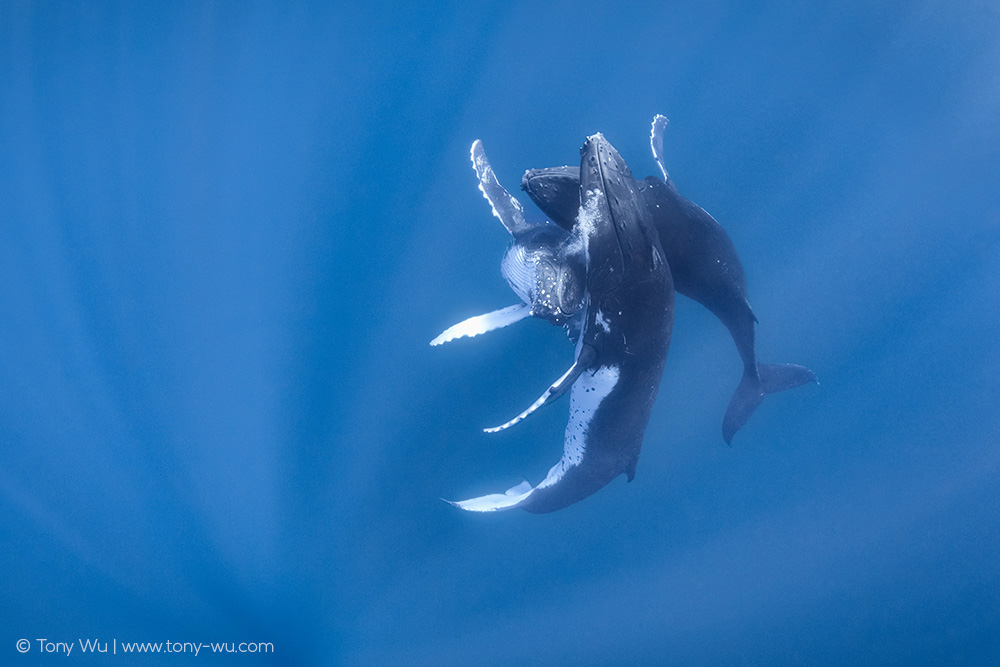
<box><xmin>430</xmin><ymin>304</ymin><xmax>530</xmax><ymax>347</ymax></box>
<box><xmin>650</xmin><ymin>114</ymin><xmax>670</xmax><ymax>181</ymax></box>
<box><xmin>471</xmin><ymin>140</ymin><xmax>532</xmax><ymax>236</ymax></box>
<box><xmin>448</xmin><ymin>362</ymin><xmax>623</xmax><ymax>513</ymax></box>
<box><xmin>483</xmin><ymin>344</ymin><xmax>596</xmax><ymax>433</ymax></box>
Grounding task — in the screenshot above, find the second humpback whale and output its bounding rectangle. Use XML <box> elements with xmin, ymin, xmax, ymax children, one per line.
<box><xmin>521</xmin><ymin>115</ymin><xmax>816</xmax><ymax>443</ymax></box>
<box><xmin>433</xmin><ymin>134</ymin><xmax>673</xmax><ymax>512</ymax></box>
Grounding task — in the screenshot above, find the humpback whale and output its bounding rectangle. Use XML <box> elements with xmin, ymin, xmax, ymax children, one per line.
<box><xmin>430</xmin><ymin>141</ymin><xmax>586</xmax><ymax>350</ymax></box>
<box><xmin>521</xmin><ymin>115</ymin><xmax>815</xmax><ymax>443</ymax></box>
<box><xmin>433</xmin><ymin>135</ymin><xmax>673</xmax><ymax>512</ymax></box>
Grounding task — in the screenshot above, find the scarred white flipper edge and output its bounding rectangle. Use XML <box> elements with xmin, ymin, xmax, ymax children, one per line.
<box><xmin>483</xmin><ymin>344</ymin><xmax>596</xmax><ymax>433</ymax></box>
<box><xmin>430</xmin><ymin>304</ymin><xmax>530</xmax><ymax>346</ymax></box>
<box><xmin>650</xmin><ymin>114</ymin><xmax>670</xmax><ymax>181</ymax></box>
<box><xmin>470</xmin><ymin>140</ymin><xmax>531</xmax><ymax>236</ymax></box>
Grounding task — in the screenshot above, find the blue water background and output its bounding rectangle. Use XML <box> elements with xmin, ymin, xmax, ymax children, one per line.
<box><xmin>2</xmin><ymin>2</ymin><xmax>999</xmax><ymax>664</ymax></box>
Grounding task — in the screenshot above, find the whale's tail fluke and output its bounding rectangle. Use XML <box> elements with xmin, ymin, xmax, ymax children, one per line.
<box><xmin>723</xmin><ymin>363</ymin><xmax>817</xmax><ymax>444</ymax></box>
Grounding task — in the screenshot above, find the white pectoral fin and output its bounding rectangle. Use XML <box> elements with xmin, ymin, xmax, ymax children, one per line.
<box><xmin>448</xmin><ymin>362</ymin><xmax>621</xmax><ymax>513</ymax></box>
<box><xmin>471</xmin><ymin>140</ymin><xmax>531</xmax><ymax>236</ymax></box>
<box><xmin>483</xmin><ymin>344</ymin><xmax>597</xmax><ymax>433</ymax></box>
<box><xmin>430</xmin><ymin>304</ymin><xmax>530</xmax><ymax>346</ymax></box>
<box><xmin>445</xmin><ymin>480</ymin><xmax>534</xmax><ymax>512</ymax></box>
<box><xmin>650</xmin><ymin>114</ymin><xmax>670</xmax><ymax>181</ymax></box>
